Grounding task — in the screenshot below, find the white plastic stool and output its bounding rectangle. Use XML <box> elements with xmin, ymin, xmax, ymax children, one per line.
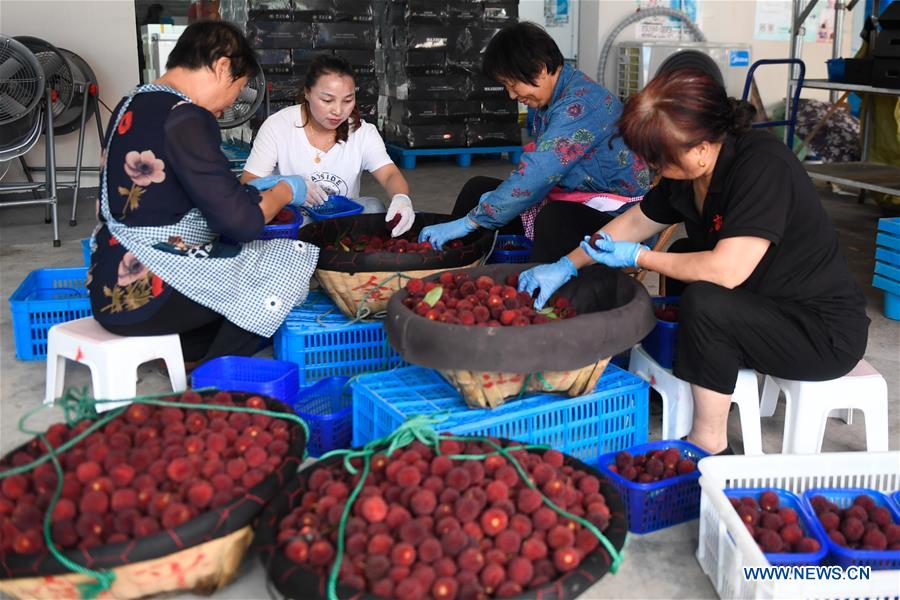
<box><xmin>758</xmin><ymin>360</ymin><xmax>889</xmax><ymax>453</ymax></box>
<box><xmin>45</xmin><ymin>317</ymin><xmax>187</xmax><ymax>412</ymax></box>
<box><xmin>629</xmin><ymin>344</ymin><xmax>763</xmax><ymax>454</ymax></box>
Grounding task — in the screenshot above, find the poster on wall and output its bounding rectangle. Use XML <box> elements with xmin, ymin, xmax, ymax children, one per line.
<box><xmin>753</xmin><ymin>0</ymin><xmax>834</xmax><ymax>42</ymax></box>
<box><xmin>545</xmin><ymin>0</ymin><xmax>570</xmax><ymax>26</ymax></box>
<box><xmin>636</xmin><ymin>0</ymin><xmax>702</xmax><ymax>41</ymax></box>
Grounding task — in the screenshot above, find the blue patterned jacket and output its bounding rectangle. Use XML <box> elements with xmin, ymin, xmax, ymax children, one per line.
<box><xmin>469</xmin><ymin>64</ymin><xmax>651</xmax><ymax>229</ymax></box>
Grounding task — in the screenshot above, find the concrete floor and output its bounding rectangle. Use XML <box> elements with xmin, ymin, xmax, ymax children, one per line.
<box><xmin>1</xmin><ymin>156</ymin><xmax>897</xmax><ymax>599</ymax></box>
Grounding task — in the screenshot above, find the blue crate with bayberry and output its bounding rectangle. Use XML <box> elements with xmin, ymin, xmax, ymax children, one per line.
<box><xmin>803</xmin><ymin>487</ymin><xmax>900</xmax><ymax>570</ymax></box>
<box><xmin>291</xmin><ymin>376</ymin><xmax>353</xmax><ymax>457</ymax></box>
<box><xmin>724</xmin><ymin>488</ymin><xmax>827</xmax><ymax>565</ymax></box>
<box><xmin>640</xmin><ymin>296</ymin><xmax>679</xmax><ymax>369</ymax></box>
<box><xmin>488</xmin><ymin>234</ymin><xmax>533</xmax><ymax>263</ymax></box>
<box><xmin>596</xmin><ymin>439</ymin><xmax>708</xmax><ymax>533</ymax></box>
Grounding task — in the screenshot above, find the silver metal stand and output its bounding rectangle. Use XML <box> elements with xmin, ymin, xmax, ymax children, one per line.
<box><xmin>17</xmin><ymin>83</ymin><xmax>105</xmax><ymax>226</ymax></box>
<box><xmin>0</xmin><ymin>88</ymin><xmax>60</xmax><ymax>246</ymax></box>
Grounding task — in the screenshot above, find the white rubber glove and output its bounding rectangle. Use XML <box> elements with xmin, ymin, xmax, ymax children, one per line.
<box><xmin>304</xmin><ymin>176</ymin><xmax>328</xmax><ymax>207</ymax></box>
<box><xmin>386</xmin><ymin>193</ymin><xmax>415</xmax><ymax>237</ymax></box>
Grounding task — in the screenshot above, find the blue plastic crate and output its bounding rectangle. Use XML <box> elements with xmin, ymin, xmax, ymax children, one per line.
<box><xmin>724</xmin><ymin>488</ymin><xmax>827</xmax><ymax>566</ymax></box>
<box><xmin>803</xmin><ymin>488</ymin><xmax>900</xmax><ymax>570</ymax></box>
<box><xmin>595</xmin><ymin>439</ymin><xmax>707</xmax><ymax>533</ymax></box>
<box><xmin>9</xmin><ymin>267</ymin><xmax>92</xmax><ymax>361</ymax></box>
<box><xmin>292</xmin><ymin>376</ymin><xmax>352</xmax><ymax>457</ymax></box>
<box><xmin>641</xmin><ymin>296</ymin><xmax>679</xmax><ymax>369</ymax></box>
<box><xmin>191</xmin><ymin>356</ymin><xmax>299</xmax><ymax>403</ymax></box>
<box><xmin>274</xmin><ymin>291</ymin><xmax>405</xmax><ymax>386</ymax></box>
<box><xmin>488</xmin><ymin>235</ymin><xmax>533</xmax><ymax>264</ymax></box>
<box><xmin>826</xmin><ymin>58</ymin><xmax>845</xmax><ymax>82</ymax></box>
<box><xmin>81</xmin><ymin>238</ymin><xmax>91</xmax><ymax>267</ymax></box>
<box><xmin>261</xmin><ymin>205</ymin><xmax>303</xmax><ymax>240</ymax></box>
<box><xmin>305</xmin><ymin>195</ymin><xmax>363</xmax><ymax>221</ymax></box>
<box><xmin>352</xmin><ymin>363</ymin><xmax>649</xmax><ymax>465</ymax></box>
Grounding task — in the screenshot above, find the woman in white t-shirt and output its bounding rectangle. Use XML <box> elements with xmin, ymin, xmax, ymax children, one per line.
<box><xmin>241</xmin><ymin>55</ymin><xmax>415</xmax><ymax>236</ymax></box>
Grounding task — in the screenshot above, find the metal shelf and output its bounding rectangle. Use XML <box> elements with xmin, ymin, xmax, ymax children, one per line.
<box><xmin>797</xmin><ymin>79</ymin><xmax>900</xmax><ymax>96</ymax></box>
<box><xmin>805</xmin><ymin>162</ymin><xmax>900</xmax><ymax>196</ymax></box>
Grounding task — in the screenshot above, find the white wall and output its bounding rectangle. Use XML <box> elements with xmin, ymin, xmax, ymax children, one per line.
<box><xmin>0</xmin><ymin>0</ymin><xmax>139</xmax><ymax>186</ymax></box>
<box><xmin>578</xmin><ymin>0</ymin><xmax>858</xmax><ymax>106</ymax></box>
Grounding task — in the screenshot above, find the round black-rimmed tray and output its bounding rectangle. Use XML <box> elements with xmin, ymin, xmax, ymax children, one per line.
<box><xmin>385</xmin><ymin>262</ymin><xmax>655</xmax><ymax>373</ymax></box>
<box><xmin>256</xmin><ymin>439</ymin><xmax>628</xmax><ymax>600</ymax></box>
<box><xmin>0</xmin><ymin>392</ymin><xmax>306</xmax><ymax>580</ymax></box>
<box><xmin>298</xmin><ymin>213</ymin><xmax>495</xmax><ymax>274</ymax></box>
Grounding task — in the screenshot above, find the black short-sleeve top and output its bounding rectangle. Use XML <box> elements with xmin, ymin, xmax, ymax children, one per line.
<box><xmin>639</xmin><ymin>130</ymin><xmax>869</xmax><ymax>356</ymax></box>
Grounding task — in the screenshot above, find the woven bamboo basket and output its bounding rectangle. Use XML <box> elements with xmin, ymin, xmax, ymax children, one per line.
<box><xmin>441</xmin><ymin>357</ymin><xmax>611</xmax><ymax>408</ymax></box>
<box><xmin>0</xmin><ymin>526</ymin><xmax>252</xmax><ymax>600</ymax></box>
<box><xmin>316</xmin><ymin>259</ymin><xmax>482</xmax><ymax>319</ymax></box>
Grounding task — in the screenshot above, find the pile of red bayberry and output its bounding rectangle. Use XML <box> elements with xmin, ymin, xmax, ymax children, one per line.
<box><xmin>269</xmin><ymin>208</ymin><xmax>298</xmax><ymax>225</ymax></box>
<box><xmin>809</xmin><ymin>493</ymin><xmax>900</xmax><ymax>551</ymax></box>
<box><xmin>400</xmin><ymin>272</ymin><xmax>576</xmax><ymax>327</ymax></box>
<box><xmin>323</xmin><ymin>234</ymin><xmax>464</xmax><ymax>254</ymax></box>
<box><xmin>0</xmin><ymin>392</ymin><xmax>295</xmax><ymax>555</ymax></box>
<box><xmin>606</xmin><ymin>447</ymin><xmax>697</xmax><ymax>483</ymax></box>
<box><xmin>731</xmin><ymin>491</ymin><xmax>822</xmax><ymax>554</ymax></box>
<box><xmin>654</xmin><ymin>304</ymin><xmax>678</xmax><ymax>322</ymax></box>
<box><xmin>277</xmin><ymin>438</ymin><xmax>612</xmax><ymax>599</ymax></box>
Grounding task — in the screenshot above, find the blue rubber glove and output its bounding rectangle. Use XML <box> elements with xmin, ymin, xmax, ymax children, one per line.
<box><xmin>248</xmin><ymin>175</ymin><xmax>308</xmax><ymax>207</ymax></box>
<box><xmin>579</xmin><ymin>233</ymin><xmax>648</xmax><ymax>269</ymax></box>
<box><xmin>418</xmin><ymin>216</ymin><xmax>477</xmax><ymax>251</ymax></box>
<box><xmin>517</xmin><ymin>256</ymin><xmax>578</xmax><ymax>311</ymax></box>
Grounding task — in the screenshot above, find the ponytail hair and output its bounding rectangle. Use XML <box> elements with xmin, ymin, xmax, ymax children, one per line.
<box><xmin>617</xmin><ymin>68</ymin><xmax>757</xmax><ymax>171</ymax></box>
<box><xmin>297</xmin><ymin>55</ymin><xmax>360</xmax><ymax>144</ymax></box>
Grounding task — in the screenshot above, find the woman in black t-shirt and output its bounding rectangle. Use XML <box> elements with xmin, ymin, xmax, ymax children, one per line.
<box><xmin>518</xmin><ymin>69</ymin><xmax>869</xmax><ymax>455</ymax></box>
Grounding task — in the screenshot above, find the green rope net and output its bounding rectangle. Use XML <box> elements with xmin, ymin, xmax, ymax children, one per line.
<box><xmin>0</xmin><ymin>387</ymin><xmax>310</xmax><ymax>599</ymax></box>
<box><xmin>315</xmin><ymin>414</ymin><xmax>626</xmax><ymax>600</ymax></box>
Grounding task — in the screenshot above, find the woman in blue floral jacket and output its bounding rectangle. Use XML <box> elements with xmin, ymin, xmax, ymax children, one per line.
<box><xmin>420</xmin><ymin>22</ymin><xmax>651</xmax><ymax>262</ymax></box>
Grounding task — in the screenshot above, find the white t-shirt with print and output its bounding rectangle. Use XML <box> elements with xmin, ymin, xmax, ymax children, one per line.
<box><xmin>243</xmin><ymin>105</ymin><xmax>393</xmax><ymax>199</ymax></box>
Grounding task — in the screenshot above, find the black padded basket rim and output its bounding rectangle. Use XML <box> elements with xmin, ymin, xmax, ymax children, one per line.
<box><xmin>297</xmin><ymin>213</ymin><xmax>495</xmax><ymax>274</ymax></box>
<box><xmin>255</xmin><ymin>440</ymin><xmax>628</xmax><ymax>600</ymax></box>
<box><xmin>0</xmin><ymin>392</ymin><xmax>307</xmax><ymax>579</ymax></box>
<box><xmin>385</xmin><ymin>262</ymin><xmax>656</xmax><ymax>372</ymax></box>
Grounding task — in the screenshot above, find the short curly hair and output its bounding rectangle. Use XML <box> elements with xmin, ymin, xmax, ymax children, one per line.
<box><xmin>166</xmin><ymin>20</ymin><xmax>259</xmax><ymax>81</ymax></box>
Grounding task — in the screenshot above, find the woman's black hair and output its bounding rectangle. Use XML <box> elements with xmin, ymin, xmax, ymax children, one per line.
<box><xmin>165</xmin><ymin>20</ymin><xmax>259</xmax><ymax>81</ymax></box>
<box><xmin>298</xmin><ymin>55</ymin><xmax>360</xmax><ymax>144</ymax></box>
<box><xmin>482</xmin><ymin>22</ymin><xmax>565</xmax><ymax>86</ymax></box>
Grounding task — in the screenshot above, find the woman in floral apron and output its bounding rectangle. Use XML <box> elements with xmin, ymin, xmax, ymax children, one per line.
<box><xmin>88</xmin><ymin>21</ymin><xmax>318</xmax><ymax>365</ymax></box>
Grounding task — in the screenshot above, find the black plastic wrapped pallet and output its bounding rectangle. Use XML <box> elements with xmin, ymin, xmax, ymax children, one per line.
<box><xmin>388</xmin><ymin>99</ymin><xmax>449</xmax><ymax>124</ymax></box>
<box><xmin>314</xmin><ymin>22</ymin><xmax>376</xmax><ymax>50</ymax></box>
<box><xmin>332</xmin><ymin>49</ymin><xmax>376</xmax><ymax>74</ymax></box>
<box><xmin>465</xmin><ymin>119</ymin><xmax>522</xmax><ymax>147</ymax></box>
<box><xmin>465</xmin><ymin>73</ymin><xmax>508</xmax><ymax>100</ymax></box>
<box><xmin>386</xmin><ymin>263</ymin><xmax>656</xmax><ymax>373</ymax></box>
<box><xmin>249</xmin><ymin>0</ymin><xmax>291</xmax><ymax>9</ymax></box>
<box><xmin>357</xmin><ymin>101</ymin><xmax>377</xmax><ymax>120</ymax></box>
<box><xmin>332</xmin><ymin>0</ymin><xmax>374</xmax><ymax>23</ymax></box>
<box><xmin>447</xmin><ymin>99</ymin><xmax>482</xmax><ymax>122</ymax></box>
<box><xmin>291</xmin><ymin>48</ymin><xmax>333</xmax><ymax>75</ymax></box>
<box><xmin>448</xmin><ymin>0</ymin><xmax>479</xmax><ymax>23</ymax></box>
<box><xmin>267</xmin><ymin>74</ymin><xmax>304</xmax><ymax>101</ymax></box>
<box><xmin>480</xmin><ymin>0</ymin><xmax>518</xmax><ymax>23</ymax></box>
<box><xmin>480</xmin><ymin>98</ymin><xmax>520</xmax><ymax>121</ymax></box>
<box><xmin>384</xmin><ymin>72</ymin><xmax>468</xmax><ymax>101</ymax></box>
<box><xmin>256</xmin><ymin>49</ymin><xmax>293</xmax><ymax>75</ymax></box>
<box><xmin>385</xmin><ymin>0</ymin><xmax>449</xmax><ymax>24</ymax></box>
<box><xmin>354</xmin><ymin>75</ymin><xmax>379</xmax><ymax>99</ymax></box>
<box><xmin>448</xmin><ymin>26</ymin><xmax>502</xmax><ymax>68</ymax></box>
<box><xmin>389</xmin><ymin>24</ymin><xmax>459</xmax><ymax>51</ymax></box>
<box><xmin>297</xmin><ymin>213</ymin><xmax>493</xmax><ymax>272</ymax></box>
<box><xmin>0</xmin><ymin>393</ymin><xmax>306</xmax><ymax>580</ymax></box>
<box><xmin>255</xmin><ymin>441</ymin><xmax>629</xmax><ymax>600</ymax></box>
<box><xmin>382</xmin><ymin>120</ymin><xmax>466</xmax><ymax>148</ymax></box>
<box><xmin>248</xmin><ymin>8</ymin><xmax>293</xmax><ymax>21</ymax></box>
<box><xmin>376</xmin><ymin>48</ymin><xmax>447</xmax><ymax>72</ymax></box>
<box><xmin>247</xmin><ymin>20</ymin><xmax>315</xmax><ymax>49</ymax></box>
<box><xmin>293</xmin><ymin>0</ymin><xmax>335</xmax><ymax>22</ymax></box>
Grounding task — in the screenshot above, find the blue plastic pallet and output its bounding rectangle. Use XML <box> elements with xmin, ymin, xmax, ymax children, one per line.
<box><xmin>386</xmin><ymin>143</ymin><xmax>523</xmax><ymax>169</ymax></box>
<box><xmin>273</xmin><ymin>291</ymin><xmax>406</xmax><ymax>386</ymax></box>
<box><xmin>352</xmin><ymin>363</ymin><xmax>649</xmax><ymax>465</ymax></box>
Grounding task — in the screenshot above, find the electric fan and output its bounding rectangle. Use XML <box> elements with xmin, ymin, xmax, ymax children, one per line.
<box><xmin>0</xmin><ymin>35</ymin><xmax>45</xmax><ymax>162</ymax></box>
<box><xmin>14</xmin><ymin>36</ymin><xmax>105</xmax><ymax>226</ymax></box>
<box><xmin>218</xmin><ymin>68</ymin><xmax>266</xmax><ymax>130</ymax></box>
